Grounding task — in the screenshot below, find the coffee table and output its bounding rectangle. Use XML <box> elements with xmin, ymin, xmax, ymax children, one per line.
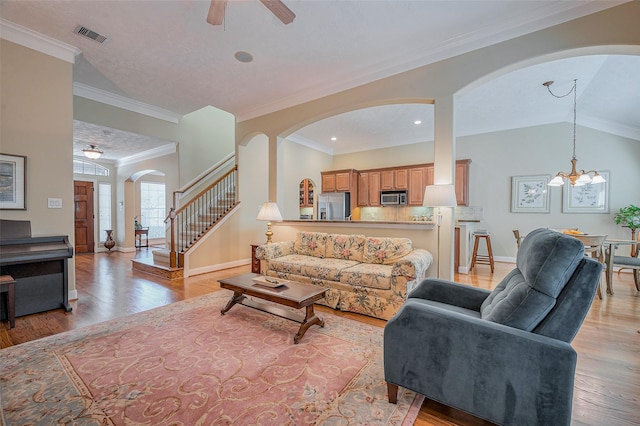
<box><xmin>218</xmin><ymin>273</ymin><xmax>328</xmax><ymax>344</ymax></box>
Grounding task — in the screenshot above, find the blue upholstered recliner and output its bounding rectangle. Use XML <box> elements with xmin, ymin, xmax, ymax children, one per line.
<box><xmin>384</xmin><ymin>228</ymin><xmax>602</xmax><ymax>425</ymax></box>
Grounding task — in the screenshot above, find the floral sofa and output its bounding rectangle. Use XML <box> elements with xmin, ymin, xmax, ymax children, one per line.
<box><xmin>255</xmin><ymin>232</ymin><xmax>433</xmax><ymax>320</ymax></box>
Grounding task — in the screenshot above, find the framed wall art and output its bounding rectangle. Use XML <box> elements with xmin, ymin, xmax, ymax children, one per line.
<box><xmin>562</xmin><ymin>171</ymin><xmax>609</xmax><ymax>213</ymax></box>
<box><xmin>0</xmin><ymin>153</ymin><xmax>26</xmax><ymax>210</ymax></box>
<box><xmin>511</xmin><ymin>175</ymin><xmax>550</xmax><ymax>213</ymax></box>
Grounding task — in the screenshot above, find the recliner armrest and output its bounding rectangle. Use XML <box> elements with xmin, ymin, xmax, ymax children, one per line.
<box><xmin>408</xmin><ymin>278</ymin><xmax>490</xmax><ymax>311</ymax></box>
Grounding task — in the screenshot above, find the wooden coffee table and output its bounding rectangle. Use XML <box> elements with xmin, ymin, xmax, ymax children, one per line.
<box><xmin>218</xmin><ymin>273</ymin><xmax>328</xmax><ymax>344</ymax></box>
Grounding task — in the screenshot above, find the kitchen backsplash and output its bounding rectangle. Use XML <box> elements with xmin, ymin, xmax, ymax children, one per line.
<box><xmin>357</xmin><ymin>206</ymin><xmax>483</xmax><ymax>222</ymax></box>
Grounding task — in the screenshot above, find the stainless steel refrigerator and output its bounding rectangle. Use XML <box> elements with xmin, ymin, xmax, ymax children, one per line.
<box><xmin>317</xmin><ymin>192</ymin><xmax>351</xmax><ymax>220</ymax></box>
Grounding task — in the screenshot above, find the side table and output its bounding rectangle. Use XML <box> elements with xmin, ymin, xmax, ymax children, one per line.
<box><xmin>135</xmin><ymin>227</ymin><xmax>149</xmax><ymax>249</ymax></box>
<box><xmin>1</xmin><ymin>275</ymin><xmax>16</xmax><ymax>329</ymax></box>
<box><xmin>250</xmin><ymin>244</ymin><xmax>261</xmax><ymax>274</ymax></box>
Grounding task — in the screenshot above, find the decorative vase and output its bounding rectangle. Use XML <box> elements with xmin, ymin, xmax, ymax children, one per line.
<box><xmin>104</xmin><ymin>230</ymin><xmax>115</xmax><ymax>251</ymax></box>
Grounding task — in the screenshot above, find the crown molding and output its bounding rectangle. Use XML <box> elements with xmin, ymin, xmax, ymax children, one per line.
<box><xmin>116</xmin><ymin>142</ymin><xmax>178</xmax><ymax>168</ymax></box>
<box><xmin>578</xmin><ymin>114</ymin><xmax>640</xmax><ymax>142</ymax></box>
<box><xmin>0</xmin><ymin>18</ymin><xmax>80</xmax><ymax>63</ymax></box>
<box><xmin>286</xmin><ymin>134</ymin><xmax>334</xmax><ymax>156</ymax></box>
<box><xmin>73</xmin><ymin>83</ymin><xmax>182</xmax><ymax>124</ymax></box>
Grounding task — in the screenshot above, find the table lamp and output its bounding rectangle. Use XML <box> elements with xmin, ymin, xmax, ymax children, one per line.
<box><xmin>423</xmin><ymin>184</ymin><xmax>457</xmax><ymax>277</ymax></box>
<box><xmin>256</xmin><ymin>201</ymin><xmax>283</xmax><ymax>243</ymax></box>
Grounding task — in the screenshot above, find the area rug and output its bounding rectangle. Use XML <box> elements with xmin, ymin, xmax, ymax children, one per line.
<box><xmin>0</xmin><ymin>290</ymin><xmax>423</xmax><ymax>425</ymax></box>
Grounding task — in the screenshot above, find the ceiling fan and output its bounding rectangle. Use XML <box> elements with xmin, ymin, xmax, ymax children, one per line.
<box><xmin>207</xmin><ymin>0</ymin><xmax>296</xmax><ymax>26</ymax></box>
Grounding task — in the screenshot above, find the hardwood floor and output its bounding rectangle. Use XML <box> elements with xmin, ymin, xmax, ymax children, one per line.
<box><xmin>1</xmin><ymin>250</ymin><xmax>638</xmax><ymax>425</ymax></box>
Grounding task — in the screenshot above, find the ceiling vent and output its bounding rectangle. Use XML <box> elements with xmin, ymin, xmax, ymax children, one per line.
<box><xmin>74</xmin><ymin>25</ymin><xmax>111</xmax><ymax>45</ymax></box>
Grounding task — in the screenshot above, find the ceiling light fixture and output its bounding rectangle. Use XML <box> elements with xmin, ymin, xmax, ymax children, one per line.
<box><xmin>331</xmin><ymin>137</ymin><xmax>337</xmax><ymax>141</ymax></box>
<box><xmin>83</xmin><ymin>145</ymin><xmax>103</xmax><ymax>160</ymax></box>
<box><xmin>544</xmin><ymin>79</ymin><xmax>605</xmax><ymax>187</ymax></box>
<box><xmin>414</xmin><ymin>120</ymin><xmax>422</xmax><ymax>125</ymax></box>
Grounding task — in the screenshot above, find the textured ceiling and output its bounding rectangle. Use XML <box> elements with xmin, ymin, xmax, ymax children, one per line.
<box><xmin>1</xmin><ymin>1</ymin><xmax>637</xmax><ymax>158</ymax></box>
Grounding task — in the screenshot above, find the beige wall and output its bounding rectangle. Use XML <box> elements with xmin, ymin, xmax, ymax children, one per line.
<box><xmin>0</xmin><ymin>39</ymin><xmax>77</xmax><ymax>291</ymax></box>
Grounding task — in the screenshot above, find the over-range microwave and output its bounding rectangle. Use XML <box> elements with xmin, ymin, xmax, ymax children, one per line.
<box><xmin>380</xmin><ymin>191</ymin><xmax>408</xmax><ymax>206</ymax></box>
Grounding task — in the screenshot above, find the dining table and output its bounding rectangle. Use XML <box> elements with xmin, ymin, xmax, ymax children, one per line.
<box><xmin>603</xmin><ymin>238</ymin><xmax>639</xmax><ymax>295</ymax></box>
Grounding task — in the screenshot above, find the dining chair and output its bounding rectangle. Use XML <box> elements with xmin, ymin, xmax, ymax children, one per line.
<box><xmin>513</xmin><ymin>230</ymin><xmax>523</xmax><ymax>250</ymax></box>
<box><xmin>611</xmin><ymin>248</ymin><xmax>640</xmax><ymax>292</ymax></box>
<box><xmin>570</xmin><ymin>234</ymin><xmax>607</xmax><ymax>299</ymax></box>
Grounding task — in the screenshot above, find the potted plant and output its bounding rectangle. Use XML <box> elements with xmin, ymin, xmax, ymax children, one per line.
<box><xmin>614</xmin><ymin>205</ymin><xmax>640</xmax><ymax>231</ymax></box>
<box><xmin>134</xmin><ymin>215</ymin><xmax>143</xmax><ymax>230</ymax></box>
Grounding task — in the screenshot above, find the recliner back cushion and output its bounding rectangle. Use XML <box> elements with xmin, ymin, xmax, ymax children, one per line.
<box><xmin>480</xmin><ymin>228</ymin><xmax>585</xmax><ymax>331</ymax></box>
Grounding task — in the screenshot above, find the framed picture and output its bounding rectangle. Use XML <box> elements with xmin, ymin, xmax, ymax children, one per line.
<box><xmin>511</xmin><ymin>175</ymin><xmax>550</xmax><ymax>213</ymax></box>
<box><xmin>562</xmin><ymin>171</ymin><xmax>609</xmax><ymax>213</ymax></box>
<box><xmin>0</xmin><ymin>153</ymin><xmax>26</xmax><ymax>210</ymax></box>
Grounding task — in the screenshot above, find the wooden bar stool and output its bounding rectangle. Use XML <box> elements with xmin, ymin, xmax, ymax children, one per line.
<box><xmin>471</xmin><ymin>233</ymin><xmax>495</xmax><ymax>273</ymax></box>
<box><xmin>0</xmin><ymin>275</ymin><xmax>16</xmax><ymax>329</ymax></box>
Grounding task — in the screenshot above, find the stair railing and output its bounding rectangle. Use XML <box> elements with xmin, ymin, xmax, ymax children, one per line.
<box><xmin>165</xmin><ymin>163</ymin><xmax>238</xmax><ymax>268</ymax></box>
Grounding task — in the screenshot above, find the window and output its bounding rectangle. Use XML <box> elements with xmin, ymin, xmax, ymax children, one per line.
<box><xmin>73</xmin><ymin>159</ymin><xmax>109</xmax><ymax>176</ymax></box>
<box><xmin>140</xmin><ymin>182</ymin><xmax>166</xmax><ymax>239</ymax></box>
<box><xmin>98</xmin><ymin>183</ymin><xmax>112</xmax><ymax>242</ymax></box>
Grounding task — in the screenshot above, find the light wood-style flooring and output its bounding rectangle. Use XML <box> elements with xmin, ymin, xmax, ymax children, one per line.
<box><xmin>1</xmin><ymin>249</ymin><xmax>638</xmax><ymax>425</ymax></box>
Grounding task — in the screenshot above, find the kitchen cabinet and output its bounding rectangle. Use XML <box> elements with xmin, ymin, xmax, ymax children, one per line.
<box><xmin>394</xmin><ymin>169</ymin><xmax>408</xmax><ymax>189</ymax></box>
<box><xmin>357</xmin><ymin>172</ymin><xmax>369</xmax><ymax>206</ymax></box>
<box><xmin>369</xmin><ymin>171</ymin><xmax>381</xmax><ymax>206</ymax></box>
<box><xmin>455</xmin><ymin>160</ymin><xmax>470</xmax><ymax>206</ymax></box>
<box><xmin>408</xmin><ymin>167</ymin><xmax>427</xmax><ymax>205</ymax></box>
<box><xmin>299</xmin><ymin>179</ymin><xmax>315</xmax><ymax>207</ymax></box>
<box><xmin>322</xmin><ymin>169</ymin><xmax>356</xmax><ymax>193</ymax></box>
<box><xmin>380</xmin><ymin>170</ymin><xmax>394</xmax><ymax>191</ymax></box>
<box><xmin>357</xmin><ymin>171</ymin><xmax>381</xmax><ymax>206</ymax></box>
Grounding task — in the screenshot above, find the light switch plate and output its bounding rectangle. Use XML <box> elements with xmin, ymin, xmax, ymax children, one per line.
<box><xmin>48</xmin><ymin>198</ymin><xmax>62</xmax><ymax>208</ymax></box>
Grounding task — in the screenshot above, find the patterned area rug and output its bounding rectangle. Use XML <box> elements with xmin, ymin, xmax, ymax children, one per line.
<box><xmin>0</xmin><ymin>290</ymin><xmax>422</xmax><ymax>425</ymax></box>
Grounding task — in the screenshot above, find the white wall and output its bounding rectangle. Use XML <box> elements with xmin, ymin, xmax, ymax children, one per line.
<box><xmin>280</xmin><ymin>139</ymin><xmax>333</xmax><ymax>220</ymax></box>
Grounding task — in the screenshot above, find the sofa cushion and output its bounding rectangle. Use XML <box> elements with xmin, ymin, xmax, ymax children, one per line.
<box><xmin>294</xmin><ymin>232</ymin><xmax>327</xmax><ymax>258</ymax></box>
<box><xmin>268</xmin><ymin>254</ymin><xmax>358</xmax><ymax>282</ymax></box>
<box><xmin>480</xmin><ymin>228</ymin><xmax>585</xmax><ymax>331</ymax></box>
<box><xmin>340</xmin><ymin>263</ymin><xmax>393</xmax><ymax>290</ymax></box>
<box><xmin>363</xmin><ymin>237</ymin><xmax>413</xmax><ymax>265</ymax></box>
<box><xmin>326</xmin><ymin>234</ymin><xmax>366</xmax><ymax>262</ymax></box>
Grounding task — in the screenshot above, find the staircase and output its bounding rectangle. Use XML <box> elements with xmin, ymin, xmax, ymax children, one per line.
<box><xmin>132</xmin><ymin>164</ymin><xmax>238</xmax><ymax>279</ymax></box>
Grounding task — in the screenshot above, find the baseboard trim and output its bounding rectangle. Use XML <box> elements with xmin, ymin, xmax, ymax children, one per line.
<box><xmin>187</xmin><ymin>259</ymin><xmax>252</xmax><ymax>278</ymax></box>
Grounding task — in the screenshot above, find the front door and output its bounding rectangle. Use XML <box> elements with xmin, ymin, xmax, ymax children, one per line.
<box><xmin>74</xmin><ymin>180</ymin><xmax>94</xmax><ymax>253</ymax></box>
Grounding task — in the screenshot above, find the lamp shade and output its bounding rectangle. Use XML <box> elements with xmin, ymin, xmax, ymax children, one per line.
<box><xmin>423</xmin><ymin>184</ymin><xmax>457</xmax><ymax>207</ymax></box>
<box><xmin>256</xmin><ymin>202</ymin><xmax>283</xmax><ymax>222</ymax></box>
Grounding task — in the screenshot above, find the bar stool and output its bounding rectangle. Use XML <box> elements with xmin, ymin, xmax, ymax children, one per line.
<box><xmin>0</xmin><ymin>275</ymin><xmax>16</xmax><ymax>329</ymax></box>
<box><xmin>471</xmin><ymin>232</ymin><xmax>495</xmax><ymax>273</ymax></box>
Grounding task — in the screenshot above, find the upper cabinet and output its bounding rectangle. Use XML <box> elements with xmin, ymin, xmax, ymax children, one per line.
<box><xmin>322</xmin><ymin>169</ymin><xmax>356</xmax><ymax>193</ymax></box>
<box><xmin>299</xmin><ymin>178</ymin><xmax>315</xmax><ymax>207</ymax></box>
<box><xmin>455</xmin><ymin>160</ymin><xmax>471</xmax><ymax>206</ymax></box>
<box><xmin>324</xmin><ymin>160</ymin><xmax>470</xmax><ymax>208</ymax></box>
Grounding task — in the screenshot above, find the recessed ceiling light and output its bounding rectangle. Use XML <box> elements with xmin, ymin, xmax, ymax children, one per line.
<box><xmin>331</xmin><ymin>137</ymin><xmax>337</xmax><ymax>141</ymax></box>
<box><xmin>234</xmin><ymin>51</ymin><xmax>253</xmax><ymax>63</ymax></box>
<box><xmin>414</xmin><ymin>120</ymin><xmax>422</xmax><ymax>125</ymax></box>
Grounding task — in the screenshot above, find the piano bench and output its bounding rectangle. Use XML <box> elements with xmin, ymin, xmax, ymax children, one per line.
<box><xmin>0</xmin><ymin>275</ymin><xmax>16</xmax><ymax>329</ymax></box>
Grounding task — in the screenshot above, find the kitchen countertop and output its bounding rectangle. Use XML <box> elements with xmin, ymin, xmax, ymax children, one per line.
<box><xmin>278</xmin><ymin>219</ymin><xmax>436</xmax><ymax>229</ymax></box>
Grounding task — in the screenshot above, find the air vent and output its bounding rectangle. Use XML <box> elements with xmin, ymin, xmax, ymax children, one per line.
<box><xmin>74</xmin><ymin>25</ymin><xmax>111</xmax><ymax>45</ymax></box>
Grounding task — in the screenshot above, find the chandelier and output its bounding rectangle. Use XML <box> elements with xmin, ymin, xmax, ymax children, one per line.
<box><xmin>544</xmin><ymin>79</ymin><xmax>605</xmax><ymax>187</ymax></box>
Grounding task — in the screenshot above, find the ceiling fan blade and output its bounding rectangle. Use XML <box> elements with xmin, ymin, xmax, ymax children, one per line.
<box><xmin>207</xmin><ymin>0</ymin><xmax>228</xmax><ymax>26</ymax></box>
<box><xmin>259</xmin><ymin>0</ymin><xmax>296</xmax><ymax>25</ymax></box>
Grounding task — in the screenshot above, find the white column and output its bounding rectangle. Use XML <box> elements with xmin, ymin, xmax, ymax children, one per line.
<box><xmin>434</xmin><ymin>95</ymin><xmax>456</xmax><ymax>280</ymax></box>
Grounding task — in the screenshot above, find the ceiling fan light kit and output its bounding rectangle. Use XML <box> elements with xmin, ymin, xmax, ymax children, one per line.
<box><xmin>83</xmin><ymin>144</ymin><xmax>103</xmax><ymax>160</ymax></box>
<box><xmin>207</xmin><ymin>0</ymin><xmax>295</xmax><ymax>26</ymax></box>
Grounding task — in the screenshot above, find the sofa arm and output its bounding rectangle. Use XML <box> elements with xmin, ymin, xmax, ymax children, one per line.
<box><xmin>384</xmin><ymin>300</ymin><xmax>576</xmax><ymax>425</ymax></box>
<box><xmin>408</xmin><ymin>278</ymin><xmax>491</xmax><ymax>311</ymax></box>
<box><xmin>391</xmin><ymin>248</ymin><xmax>433</xmax><ymax>280</ymax></box>
<box><xmin>255</xmin><ymin>241</ymin><xmax>294</xmax><ymax>261</ymax></box>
